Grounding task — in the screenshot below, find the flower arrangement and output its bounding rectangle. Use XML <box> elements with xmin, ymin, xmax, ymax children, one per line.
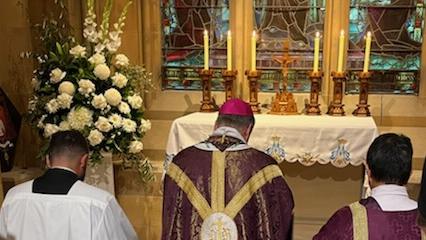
<box><xmin>27</xmin><ymin>0</ymin><xmax>154</xmax><ymax>182</ymax></box>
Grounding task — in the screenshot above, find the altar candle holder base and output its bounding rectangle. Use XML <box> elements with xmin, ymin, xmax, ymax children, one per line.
<box><xmin>327</xmin><ymin>71</ymin><xmax>346</xmax><ymax>116</ymax></box>
<box><xmin>306</xmin><ymin>71</ymin><xmax>322</xmax><ymax>115</ymax></box>
<box><xmin>245</xmin><ymin>70</ymin><xmax>262</xmax><ymax>113</ymax></box>
<box><xmin>199</xmin><ymin>69</ymin><xmax>215</xmax><ymax>112</ymax></box>
<box><xmin>222</xmin><ymin>70</ymin><xmax>237</xmax><ymax>101</ymax></box>
<box><xmin>353</xmin><ymin>71</ymin><xmax>371</xmax><ymax>117</ymax></box>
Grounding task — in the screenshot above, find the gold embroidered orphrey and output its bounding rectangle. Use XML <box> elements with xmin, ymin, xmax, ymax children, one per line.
<box><xmin>167</xmin><ymin>151</ymin><xmax>284</xmax><ymax>240</ymax></box>
<box><xmin>349</xmin><ymin>202</ymin><xmax>426</xmax><ymax>240</ymax></box>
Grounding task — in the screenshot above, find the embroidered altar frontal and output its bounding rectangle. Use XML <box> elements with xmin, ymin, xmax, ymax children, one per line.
<box><xmin>166</xmin><ymin>113</ymin><xmax>379</xmax><ymax>168</ymax></box>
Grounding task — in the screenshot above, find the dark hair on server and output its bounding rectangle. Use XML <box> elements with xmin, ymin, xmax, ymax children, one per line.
<box><xmin>48</xmin><ymin>130</ymin><xmax>89</xmax><ymax>160</ymax></box>
<box><xmin>367</xmin><ymin>133</ymin><xmax>413</xmax><ymax>186</ymax></box>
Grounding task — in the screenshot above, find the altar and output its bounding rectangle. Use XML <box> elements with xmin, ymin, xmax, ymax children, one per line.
<box><xmin>165</xmin><ymin>112</ymin><xmax>379</xmax><ymax>169</ymax></box>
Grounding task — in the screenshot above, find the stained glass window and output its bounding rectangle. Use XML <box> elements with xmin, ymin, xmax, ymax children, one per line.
<box><xmin>254</xmin><ymin>0</ymin><xmax>326</xmax><ymax>92</ymax></box>
<box><xmin>161</xmin><ymin>0</ymin><xmax>229</xmax><ymax>90</ymax></box>
<box><xmin>347</xmin><ymin>0</ymin><xmax>424</xmax><ymax>94</ymax></box>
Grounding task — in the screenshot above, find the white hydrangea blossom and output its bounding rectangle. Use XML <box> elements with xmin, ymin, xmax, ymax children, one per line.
<box><xmin>122</xmin><ymin>118</ymin><xmax>137</xmax><ymax>133</ymax></box>
<box><xmin>50</xmin><ymin>68</ymin><xmax>66</xmax><ymax>84</ymax></box>
<box><xmin>111</xmin><ymin>72</ymin><xmax>128</xmax><ymax>88</ymax></box>
<box><xmin>67</xmin><ymin>107</ymin><xmax>93</xmax><ymax>130</ymax></box>
<box><xmin>57</xmin><ymin>93</ymin><xmax>73</xmax><ymax>109</ymax></box>
<box><xmin>78</xmin><ymin>79</ymin><xmax>96</xmax><ymax>95</ymax></box>
<box><xmin>129</xmin><ymin>141</ymin><xmax>143</xmax><ymax>153</ymax></box>
<box><xmin>69</xmin><ymin>45</ymin><xmax>86</xmax><ymax>58</ymax></box>
<box><xmin>46</xmin><ymin>99</ymin><xmax>59</xmax><ymax>113</ymax></box>
<box><xmin>127</xmin><ymin>95</ymin><xmax>143</xmax><ymax>109</ymax></box>
<box><xmin>88</xmin><ymin>129</ymin><xmax>104</xmax><ymax>146</ymax></box>
<box><xmin>114</xmin><ymin>54</ymin><xmax>129</xmax><ymax>68</ymax></box>
<box><xmin>91</xmin><ymin>94</ymin><xmax>108</xmax><ymax>110</ymax></box>
<box><xmin>88</xmin><ymin>53</ymin><xmax>106</xmax><ymax>66</ymax></box>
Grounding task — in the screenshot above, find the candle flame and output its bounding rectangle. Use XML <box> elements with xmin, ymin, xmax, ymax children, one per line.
<box><xmin>340</xmin><ymin>30</ymin><xmax>345</xmax><ymax>36</ymax></box>
<box><xmin>315</xmin><ymin>32</ymin><xmax>320</xmax><ymax>38</ymax></box>
<box><xmin>228</xmin><ymin>30</ymin><xmax>231</xmax><ymax>37</ymax></box>
<box><xmin>204</xmin><ymin>29</ymin><xmax>208</xmax><ymax>35</ymax></box>
<box><xmin>367</xmin><ymin>31</ymin><xmax>371</xmax><ymax>37</ymax></box>
<box><xmin>252</xmin><ymin>30</ymin><xmax>256</xmax><ymax>37</ymax></box>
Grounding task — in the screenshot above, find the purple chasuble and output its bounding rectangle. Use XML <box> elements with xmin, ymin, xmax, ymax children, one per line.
<box><xmin>313</xmin><ymin>197</ymin><xmax>422</xmax><ymax>240</ymax></box>
<box><xmin>162</xmin><ymin>137</ymin><xmax>294</xmax><ymax>240</ymax></box>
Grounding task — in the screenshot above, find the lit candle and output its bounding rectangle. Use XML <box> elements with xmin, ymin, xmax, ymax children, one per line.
<box><xmin>337</xmin><ymin>30</ymin><xmax>345</xmax><ymax>72</ymax></box>
<box><xmin>313</xmin><ymin>32</ymin><xmax>320</xmax><ymax>72</ymax></box>
<box><xmin>251</xmin><ymin>31</ymin><xmax>256</xmax><ymax>71</ymax></box>
<box><xmin>227</xmin><ymin>30</ymin><xmax>232</xmax><ymax>70</ymax></box>
<box><xmin>363</xmin><ymin>31</ymin><xmax>372</xmax><ymax>73</ymax></box>
<box><xmin>204</xmin><ymin>29</ymin><xmax>209</xmax><ymax>70</ymax></box>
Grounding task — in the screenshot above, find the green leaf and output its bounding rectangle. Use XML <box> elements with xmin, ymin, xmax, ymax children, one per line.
<box><xmin>56</xmin><ymin>42</ymin><xmax>64</xmax><ymax>55</ymax></box>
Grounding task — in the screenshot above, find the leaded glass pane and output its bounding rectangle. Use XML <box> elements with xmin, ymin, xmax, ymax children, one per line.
<box><xmin>161</xmin><ymin>0</ymin><xmax>229</xmax><ymax>90</ymax></box>
<box><xmin>254</xmin><ymin>0</ymin><xmax>326</xmax><ymax>92</ymax></box>
<box><xmin>347</xmin><ymin>0</ymin><xmax>424</xmax><ymax>94</ymax></box>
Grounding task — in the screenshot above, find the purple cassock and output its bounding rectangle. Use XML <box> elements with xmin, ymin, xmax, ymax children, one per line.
<box><xmin>162</xmin><ymin>128</ymin><xmax>294</xmax><ymax>240</ymax></box>
<box><xmin>313</xmin><ymin>197</ymin><xmax>423</xmax><ymax>240</ymax></box>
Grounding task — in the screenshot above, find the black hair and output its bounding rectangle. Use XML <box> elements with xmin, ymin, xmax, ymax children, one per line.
<box><xmin>215</xmin><ymin>114</ymin><xmax>255</xmax><ymax>133</ymax></box>
<box><xmin>367</xmin><ymin>133</ymin><xmax>412</xmax><ymax>185</ymax></box>
<box><xmin>48</xmin><ymin>130</ymin><xmax>89</xmax><ymax>161</ymax></box>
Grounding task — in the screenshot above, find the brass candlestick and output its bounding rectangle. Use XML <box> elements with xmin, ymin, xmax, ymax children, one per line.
<box><xmin>327</xmin><ymin>71</ymin><xmax>346</xmax><ymax>116</ymax></box>
<box><xmin>222</xmin><ymin>70</ymin><xmax>237</xmax><ymax>101</ymax></box>
<box><xmin>199</xmin><ymin>69</ymin><xmax>215</xmax><ymax>112</ymax></box>
<box><xmin>245</xmin><ymin>70</ymin><xmax>262</xmax><ymax>113</ymax></box>
<box><xmin>353</xmin><ymin>71</ymin><xmax>371</xmax><ymax>117</ymax></box>
<box><xmin>306</xmin><ymin>71</ymin><xmax>322</xmax><ymax>115</ymax></box>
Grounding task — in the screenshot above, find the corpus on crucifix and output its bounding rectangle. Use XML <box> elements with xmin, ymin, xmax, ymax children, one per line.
<box><xmin>269</xmin><ymin>39</ymin><xmax>298</xmax><ymax>115</ymax></box>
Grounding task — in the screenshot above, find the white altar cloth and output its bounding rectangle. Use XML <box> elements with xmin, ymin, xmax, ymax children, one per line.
<box><xmin>166</xmin><ymin>112</ymin><xmax>379</xmax><ymax>168</ymax></box>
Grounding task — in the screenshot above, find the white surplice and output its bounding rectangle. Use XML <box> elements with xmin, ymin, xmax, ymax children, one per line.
<box><xmin>0</xmin><ymin>180</ymin><xmax>138</xmax><ymax>240</ymax></box>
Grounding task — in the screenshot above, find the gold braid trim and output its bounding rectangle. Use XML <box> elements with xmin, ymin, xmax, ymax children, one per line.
<box><xmin>349</xmin><ymin>202</ymin><xmax>369</xmax><ymax>240</ymax></box>
<box><xmin>167</xmin><ymin>163</ymin><xmax>213</xmax><ymax>220</ymax></box>
<box><xmin>224</xmin><ymin>165</ymin><xmax>283</xmax><ymax>219</ymax></box>
<box><xmin>211</xmin><ymin>151</ymin><xmax>226</xmax><ymax>212</ymax></box>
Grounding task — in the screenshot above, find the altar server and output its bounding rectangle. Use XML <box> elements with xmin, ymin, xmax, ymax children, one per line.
<box><xmin>162</xmin><ymin>98</ymin><xmax>294</xmax><ymax>240</ymax></box>
<box><xmin>314</xmin><ymin>133</ymin><xmax>423</xmax><ymax>239</ymax></box>
<box><xmin>0</xmin><ymin>130</ymin><xmax>137</xmax><ymax>240</ymax></box>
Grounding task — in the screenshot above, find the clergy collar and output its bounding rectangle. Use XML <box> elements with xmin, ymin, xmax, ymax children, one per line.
<box><xmin>371</xmin><ymin>184</ymin><xmax>417</xmax><ymax>211</ymax></box>
<box><xmin>50</xmin><ymin>166</ymin><xmax>78</xmax><ymax>175</ymax></box>
<box><xmin>210</xmin><ymin>127</ymin><xmax>247</xmax><ymax>144</ymax></box>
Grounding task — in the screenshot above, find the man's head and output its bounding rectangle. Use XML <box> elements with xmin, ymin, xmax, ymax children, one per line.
<box><xmin>214</xmin><ymin>99</ymin><xmax>255</xmax><ymax>142</ymax></box>
<box><xmin>47</xmin><ymin>130</ymin><xmax>89</xmax><ymax>179</ymax></box>
<box><xmin>366</xmin><ymin>133</ymin><xmax>412</xmax><ymax>187</ymax></box>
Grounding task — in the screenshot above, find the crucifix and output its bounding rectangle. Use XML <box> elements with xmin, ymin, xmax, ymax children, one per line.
<box><xmin>273</xmin><ymin>39</ymin><xmax>298</xmax><ymax>93</ymax></box>
<box><xmin>269</xmin><ymin>39</ymin><xmax>299</xmax><ymax>115</ymax></box>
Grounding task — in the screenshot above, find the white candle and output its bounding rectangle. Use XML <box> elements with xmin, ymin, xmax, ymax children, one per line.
<box><xmin>251</xmin><ymin>31</ymin><xmax>256</xmax><ymax>71</ymax></box>
<box><xmin>337</xmin><ymin>30</ymin><xmax>345</xmax><ymax>72</ymax></box>
<box><xmin>313</xmin><ymin>32</ymin><xmax>320</xmax><ymax>72</ymax></box>
<box><xmin>363</xmin><ymin>31</ymin><xmax>372</xmax><ymax>72</ymax></box>
<box><xmin>227</xmin><ymin>30</ymin><xmax>232</xmax><ymax>70</ymax></box>
<box><xmin>204</xmin><ymin>29</ymin><xmax>209</xmax><ymax>70</ymax></box>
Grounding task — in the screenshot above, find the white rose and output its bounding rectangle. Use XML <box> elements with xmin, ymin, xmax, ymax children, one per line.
<box><xmin>44</xmin><ymin>124</ymin><xmax>60</xmax><ymax>138</ymax></box>
<box><xmin>95</xmin><ymin>116</ymin><xmax>113</xmax><ymax>132</ymax></box>
<box><xmin>69</xmin><ymin>45</ymin><xmax>86</xmax><ymax>58</ymax></box>
<box><xmin>118</xmin><ymin>102</ymin><xmax>131</xmax><ymax>114</ymax></box>
<box><xmin>129</xmin><ymin>141</ymin><xmax>143</xmax><ymax>153</ymax></box>
<box><xmin>127</xmin><ymin>95</ymin><xmax>143</xmax><ymax>109</ymax></box>
<box><xmin>78</xmin><ymin>79</ymin><xmax>96</xmax><ymax>95</ymax></box>
<box><xmin>114</xmin><ymin>54</ymin><xmax>129</xmax><ymax>68</ymax></box>
<box><xmin>111</xmin><ymin>72</ymin><xmax>128</xmax><ymax>88</ymax></box>
<box><xmin>91</xmin><ymin>94</ymin><xmax>108</xmax><ymax>110</ymax></box>
<box><xmin>139</xmin><ymin>119</ymin><xmax>151</xmax><ymax>133</ymax></box>
<box><xmin>87</xmin><ymin>129</ymin><xmax>104</xmax><ymax>146</ymax></box>
<box><xmin>67</xmin><ymin>107</ymin><xmax>93</xmax><ymax>130</ymax></box>
<box><xmin>59</xmin><ymin>120</ymin><xmax>70</xmax><ymax>130</ymax></box>
<box><xmin>57</xmin><ymin>93</ymin><xmax>73</xmax><ymax>109</ymax></box>
<box><xmin>58</xmin><ymin>81</ymin><xmax>75</xmax><ymax>96</ymax></box>
<box><xmin>93</xmin><ymin>64</ymin><xmax>110</xmax><ymax>80</ymax></box>
<box><xmin>46</xmin><ymin>99</ymin><xmax>59</xmax><ymax>113</ymax></box>
<box><xmin>50</xmin><ymin>68</ymin><xmax>66</xmax><ymax>83</ymax></box>
<box><xmin>122</xmin><ymin>118</ymin><xmax>137</xmax><ymax>133</ymax></box>
<box><xmin>104</xmin><ymin>88</ymin><xmax>122</xmax><ymax>106</ymax></box>
<box><xmin>88</xmin><ymin>53</ymin><xmax>106</xmax><ymax>66</ymax></box>
<box><xmin>108</xmin><ymin>113</ymin><xmax>123</xmax><ymax>128</ymax></box>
